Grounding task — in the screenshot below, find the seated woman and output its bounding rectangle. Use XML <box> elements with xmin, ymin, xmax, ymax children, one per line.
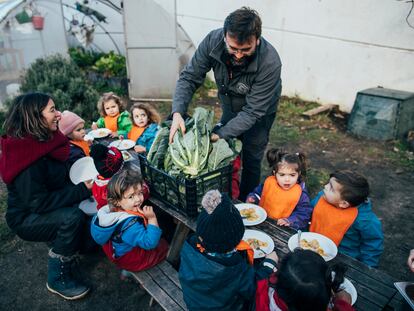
<box><xmin>0</xmin><ymin>93</ymin><xmax>93</xmax><ymax>300</ymax></box>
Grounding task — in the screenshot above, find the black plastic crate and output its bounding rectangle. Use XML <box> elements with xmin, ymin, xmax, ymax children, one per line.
<box><xmin>138</xmin><ymin>154</ymin><xmax>232</xmax><ymax>217</ymax></box>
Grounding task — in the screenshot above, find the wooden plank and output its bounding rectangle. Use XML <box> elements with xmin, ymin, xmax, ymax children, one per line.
<box><xmin>302</xmin><ymin>104</ymin><xmax>338</xmax><ymax>118</ymax></box>
<box><xmin>147</xmin><ymin>265</ymin><xmax>187</xmax><ymax>309</ymax></box>
<box><xmin>130</xmin><ymin>270</ymin><xmax>185</xmax><ymax>311</ymax></box>
<box><xmin>159</xmin><ymin>261</ymin><xmax>182</xmax><ymax>289</ymax></box>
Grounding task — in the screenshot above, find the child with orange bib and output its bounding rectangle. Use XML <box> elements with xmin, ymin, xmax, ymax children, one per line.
<box><xmin>310</xmin><ymin>170</ymin><xmax>383</xmax><ymax>267</ymax></box>
<box><xmin>91</xmin><ymin>92</ymin><xmax>132</xmax><ymax>138</ymax></box>
<box><xmin>179</xmin><ymin>190</ymin><xmax>255</xmax><ymax>311</ymax></box>
<box><xmin>127</xmin><ymin>103</ymin><xmax>160</xmax><ymax>154</ymax></box>
<box><xmin>59</xmin><ymin>110</ymin><xmax>91</xmax><ymax>167</ymax></box>
<box><xmin>90</xmin><ymin>162</ymin><xmax>168</xmax><ymax>271</ymax></box>
<box><xmin>246</xmin><ymin>148</ymin><xmax>312</xmax><ymax>230</ymax></box>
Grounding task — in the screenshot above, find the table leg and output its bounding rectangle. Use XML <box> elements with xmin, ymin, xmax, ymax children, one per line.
<box><xmin>166</xmin><ymin>222</ymin><xmax>191</xmax><ymax>266</ymax></box>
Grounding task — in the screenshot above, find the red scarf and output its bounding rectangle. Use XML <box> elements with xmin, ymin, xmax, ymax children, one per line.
<box><xmin>0</xmin><ymin>131</ymin><xmax>69</xmax><ymax>184</ymax></box>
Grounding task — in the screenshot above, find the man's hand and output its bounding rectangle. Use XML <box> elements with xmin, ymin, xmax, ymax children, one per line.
<box><xmin>134</xmin><ymin>145</ymin><xmax>146</xmax><ymax>153</ymax></box>
<box><xmin>210</xmin><ymin>133</ymin><xmax>220</xmax><ymax>142</ymax></box>
<box><xmin>169</xmin><ymin>112</ymin><xmax>186</xmax><ymax>143</ymax></box>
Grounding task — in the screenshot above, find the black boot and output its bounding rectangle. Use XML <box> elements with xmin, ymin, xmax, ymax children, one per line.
<box><xmin>46</xmin><ymin>250</ymin><xmax>90</xmax><ymax>300</ymax></box>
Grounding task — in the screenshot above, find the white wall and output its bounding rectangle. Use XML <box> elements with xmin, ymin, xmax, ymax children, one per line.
<box><xmin>176</xmin><ymin>0</ymin><xmax>414</xmax><ymax>111</ymax></box>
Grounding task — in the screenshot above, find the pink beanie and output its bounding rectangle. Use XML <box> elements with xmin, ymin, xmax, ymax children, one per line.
<box><xmin>59</xmin><ymin>111</ymin><xmax>85</xmax><ymax>136</ymax></box>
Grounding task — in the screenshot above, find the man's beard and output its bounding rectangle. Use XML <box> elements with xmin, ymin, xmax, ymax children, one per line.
<box><xmin>228</xmin><ymin>51</ymin><xmax>256</xmax><ymax>68</ymax></box>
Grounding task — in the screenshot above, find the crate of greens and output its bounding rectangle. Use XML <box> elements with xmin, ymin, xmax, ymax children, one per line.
<box><xmin>139</xmin><ymin>108</ymin><xmax>241</xmax><ymax>217</ymax></box>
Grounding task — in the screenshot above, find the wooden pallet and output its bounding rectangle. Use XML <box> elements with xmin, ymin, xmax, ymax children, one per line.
<box><xmin>128</xmin><ymin>261</ymin><xmax>187</xmax><ymax>311</ymax></box>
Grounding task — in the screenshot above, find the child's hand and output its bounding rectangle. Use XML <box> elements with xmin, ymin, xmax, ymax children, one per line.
<box><xmin>111</xmin><ymin>132</ymin><xmax>119</xmax><ymax>138</ymax></box>
<box><xmin>91</xmin><ymin>122</ymin><xmax>98</xmax><ymax>130</ymax></box>
<box><xmin>334</xmin><ymin>290</ymin><xmax>352</xmax><ymax>305</ymax></box>
<box><xmin>408</xmin><ymin>249</ymin><xmax>414</xmax><ymax>272</ymax></box>
<box><xmin>140</xmin><ymin>205</ymin><xmax>156</xmax><ymax>220</ymax></box>
<box><xmin>265</xmin><ymin>251</ymin><xmax>279</xmax><ymax>264</ymax></box>
<box><xmin>246</xmin><ymin>196</ymin><xmax>255</xmax><ymax>203</ymax></box>
<box><xmin>134</xmin><ymin>145</ymin><xmax>146</xmax><ymax>153</ymax></box>
<box><xmin>277</xmin><ymin>218</ymin><xmax>290</xmax><ymax>227</ymax></box>
<box><xmin>119</xmin><ymin>135</ymin><xmax>124</xmax><ymax>140</ymax></box>
<box><xmin>83</xmin><ymin>179</ymin><xmax>94</xmax><ymax>190</ymax></box>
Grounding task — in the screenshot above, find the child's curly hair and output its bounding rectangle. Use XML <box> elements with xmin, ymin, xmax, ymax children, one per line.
<box><xmin>130</xmin><ymin>102</ymin><xmax>161</xmax><ymax>125</ymax></box>
<box><xmin>97</xmin><ymin>92</ymin><xmax>126</xmax><ymax>116</ymax></box>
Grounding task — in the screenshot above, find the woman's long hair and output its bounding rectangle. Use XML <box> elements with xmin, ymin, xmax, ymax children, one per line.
<box><xmin>3</xmin><ymin>92</ymin><xmax>52</xmax><ymax>141</ymax></box>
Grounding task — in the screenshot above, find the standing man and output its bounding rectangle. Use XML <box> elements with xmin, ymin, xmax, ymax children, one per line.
<box><xmin>169</xmin><ymin>7</ymin><xmax>282</xmax><ymax>200</ymax></box>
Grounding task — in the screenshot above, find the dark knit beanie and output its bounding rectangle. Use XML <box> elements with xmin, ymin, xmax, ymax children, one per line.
<box><xmin>90</xmin><ymin>143</ymin><xmax>124</xmax><ymax>178</ymax></box>
<box><xmin>196</xmin><ymin>190</ymin><xmax>245</xmax><ymax>253</ymax></box>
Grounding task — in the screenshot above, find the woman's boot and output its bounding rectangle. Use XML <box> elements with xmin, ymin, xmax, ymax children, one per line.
<box><xmin>46</xmin><ymin>249</ymin><xmax>90</xmax><ymax>300</ymax></box>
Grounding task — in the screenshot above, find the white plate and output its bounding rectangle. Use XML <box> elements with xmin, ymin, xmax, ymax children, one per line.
<box><xmin>235</xmin><ymin>203</ymin><xmax>267</xmax><ymax>226</ymax></box>
<box><xmin>394</xmin><ymin>282</ymin><xmax>414</xmax><ymax>309</ymax></box>
<box><xmin>109</xmin><ymin>139</ymin><xmax>135</xmax><ymax>150</ymax></box>
<box><xmin>84</xmin><ymin>134</ymin><xmax>94</xmax><ymax>142</ymax></box>
<box><xmin>79</xmin><ymin>197</ymin><xmax>98</xmax><ymax>215</ymax></box>
<box><xmin>242</xmin><ymin>229</ymin><xmax>274</xmax><ymax>259</ymax></box>
<box><xmin>287</xmin><ymin>232</ymin><xmax>338</xmax><ymax>261</ymax></box>
<box><xmin>69</xmin><ymin>157</ymin><xmax>98</xmax><ymax>185</ymax></box>
<box><xmin>340</xmin><ymin>278</ymin><xmax>357</xmax><ymax>305</ymax></box>
<box><xmin>89</xmin><ymin>128</ymin><xmax>111</xmax><ymax>138</ymax></box>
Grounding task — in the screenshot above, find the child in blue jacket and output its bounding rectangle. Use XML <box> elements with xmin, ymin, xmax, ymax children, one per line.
<box><xmin>310</xmin><ymin>170</ymin><xmax>383</xmax><ymax>267</ymax></box>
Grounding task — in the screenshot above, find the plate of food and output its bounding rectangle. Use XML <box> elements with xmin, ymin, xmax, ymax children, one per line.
<box><xmin>89</xmin><ymin>128</ymin><xmax>111</xmax><ymax>138</ymax></box>
<box><xmin>243</xmin><ymin>229</ymin><xmax>274</xmax><ymax>259</ymax></box>
<box><xmin>339</xmin><ymin>278</ymin><xmax>358</xmax><ymax>305</ymax></box>
<box><xmin>84</xmin><ymin>134</ymin><xmax>94</xmax><ymax>142</ymax></box>
<box><xmin>109</xmin><ymin>139</ymin><xmax>135</xmax><ymax>150</ymax></box>
<box><xmin>122</xmin><ymin>150</ymin><xmax>133</xmax><ymax>161</ymax></box>
<box><xmin>288</xmin><ymin>232</ymin><xmax>337</xmax><ymax>261</ymax></box>
<box><xmin>69</xmin><ymin>157</ymin><xmax>98</xmax><ymax>185</ymax></box>
<box><xmin>235</xmin><ymin>203</ymin><xmax>267</xmax><ymax>226</ymax></box>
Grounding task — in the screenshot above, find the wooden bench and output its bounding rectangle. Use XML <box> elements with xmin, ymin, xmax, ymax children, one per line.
<box><xmin>125</xmin><ymin>261</ymin><xmax>188</xmax><ymax>311</ymax></box>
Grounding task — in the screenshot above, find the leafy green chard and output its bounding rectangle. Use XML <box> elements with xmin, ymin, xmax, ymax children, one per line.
<box><xmin>147</xmin><ymin>127</ymin><xmax>170</xmax><ymax>167</ymax></box>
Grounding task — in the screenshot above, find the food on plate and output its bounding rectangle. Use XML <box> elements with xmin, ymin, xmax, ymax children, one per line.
<box><xmin>97</xmin><ymin>129</ymin><xmax>108</xmax><ymax>137</ymax></box>
<box><xmin>122</xmin><ymin>151</ymin><xmax>131</xmax><ymax>161</ymax></box>
<box><xmin>246</xmin><ymin>238</ymin><xmax>268</xmax><ymax>250</ymax></box>
<box><xmin>240</xmin><ymin>207</ymin><xmax>259</xmax><ymax>221</ymax></box>
<box><xmin>300</xmin><ymin>238</ymin><xmax>326</xmax><ymax>256</ymax></box>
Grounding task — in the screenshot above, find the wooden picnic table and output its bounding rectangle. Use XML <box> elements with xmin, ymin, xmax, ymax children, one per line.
<box><xmin>90</xmin><ymin>137</ymin><xmax>410</xmax><ymax>310</ymax></box>
<box><xmin>147</xmin><ymin>196</ymin><xmax>410</xmax><ymax>311</ymax></box>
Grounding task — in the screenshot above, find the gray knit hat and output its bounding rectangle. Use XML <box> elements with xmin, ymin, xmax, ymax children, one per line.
<box><xmin>196</xmin><ymin>190</ymin><xmax>245</xmax><ymax>253</ymax></box>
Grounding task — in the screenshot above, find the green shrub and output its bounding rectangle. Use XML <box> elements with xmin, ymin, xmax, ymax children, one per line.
<box><xmin>92</xmin><ymin>51</ymin><xmax>126</xmax><ymax>77</ymax></box>
<box><xmin>20</xmin><ymin>54</ymin><xmax>100</xmax><ymax>120</ymax></box>
<box><xmin>68</xmin><ymin>47</ymin><xmax>104</xmax><ymax>70</ymax></box>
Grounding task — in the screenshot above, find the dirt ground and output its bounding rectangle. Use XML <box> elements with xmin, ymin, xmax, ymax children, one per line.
<box><xmin>0</xmin><ymin>101</ymin><xmax>413</xmax><ymax>310</ymax></box>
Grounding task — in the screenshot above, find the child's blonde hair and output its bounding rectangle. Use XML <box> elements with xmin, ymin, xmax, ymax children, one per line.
<box><xmin>97</xmin><ymin>92</ymin><xmax>126</xmax><ymax>117</ymax></box>
<box><xmin>130</xmin><ymin>102</ymin><xmax>161</xmax><ymax>125</ymax></box>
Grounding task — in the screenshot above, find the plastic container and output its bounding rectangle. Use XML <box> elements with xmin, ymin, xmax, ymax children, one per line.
<box><xmin>348</xmin><ymin>87</ymin><xmax>414</xmax><ymax>140</ymax></box>
<box><xmin>138</xmin><ymin>154</ymin><xmax>232</xmax><ymax>217</ymax></box>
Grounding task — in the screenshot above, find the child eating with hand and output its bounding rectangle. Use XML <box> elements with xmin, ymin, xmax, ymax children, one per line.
<box><xmin>90</xmin><ymin>162</ymin><xmax>168</xmax><ymax>271</ymax></box>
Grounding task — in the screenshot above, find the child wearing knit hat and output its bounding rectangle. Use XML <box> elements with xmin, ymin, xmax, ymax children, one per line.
<box><xmin>59</xmin><ymin>110</ymin><xmax>92</xmax><ymax>166</ymax></box>
<box><xmin>179</xmin><ymin>190</ymin><xmax>256</xmax><ymax>311</ymax></box>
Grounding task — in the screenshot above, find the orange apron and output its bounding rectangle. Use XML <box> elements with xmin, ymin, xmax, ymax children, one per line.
<box><xmin>236</xmin><ymin>240</ymin><xmax>254</xmax><ymax>265</ymax></box>
<box><xmin>259</xmin><ymin>176</ymin><xmax>302</xmax><ymax>220</ymax></box>
<box><xmin>309</xmin><ymin>196</ymin><xmax>358</xmax><ymax>246</ymax></box>
<box><xmin>104</xmin><ymin>114</ymin><xmax>119</xmax><ymax>133</ymax></box>
<box><xmin>128</xmin><ymin>125</ymin><xmax>145</xmax><ymax>142</ymax></box>
<box><xmin>70</xmin><ymin>140</ymin><xmax>90</xmax><ymax>156</ymax></box>
<box><xmin>113</xmin><ymin>207</ymin><xmax>148</xmax><ymax>226</ymax></box>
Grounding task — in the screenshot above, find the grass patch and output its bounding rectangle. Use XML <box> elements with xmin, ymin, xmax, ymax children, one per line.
<box><xmin>0</xmin><ymin>191</ymin><xmax>13</xmax><ymax>243</ymax></box>
<box><xmin>306</xmin><ymin>168</ymin><xmax>330</xmax><ymax>197</ymax></box>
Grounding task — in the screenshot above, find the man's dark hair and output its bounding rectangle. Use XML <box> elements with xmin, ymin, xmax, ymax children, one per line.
<box><xmin>223</xmin><ymin>7</ymin><xmax>262</xmax><ymax>43</ymax></box>
<box><xmin>330</xmin><ymin>170</ymin><xmax>370</xmax><ymax>206</ymax></box>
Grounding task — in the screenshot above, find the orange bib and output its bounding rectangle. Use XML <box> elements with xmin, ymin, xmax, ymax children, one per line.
<box><xmin>70</xmin><ymin>140</ymin><xmax>90</xmax><ymax>156</ymax></box>
<box><xmin>128</xmin><ymin>125</ymin><xmax>145</xmax><ymax>142</ymax></box>
<box><xmin>104</xmin><ymin>114</ymin><xmax>119</xmax><ymax>133</ymax></box>
<box><xmin>259</xmin><ymin>176</ymin><xmax>302</xmax><ymax>220</ymax></box>
<box><xmin>113</xmin><ymin>207</ymin><xmax>148</xmax><ymax>226</ymax></box>
<box><xmin>309</xmin><ymin>196</ymin><xmax>358</xmax><ymax>246</ymax></box>
<box><xmin>236</xmin><ymin>240</ymin><xmax>254</xmax><ymax>265</ymax></box>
